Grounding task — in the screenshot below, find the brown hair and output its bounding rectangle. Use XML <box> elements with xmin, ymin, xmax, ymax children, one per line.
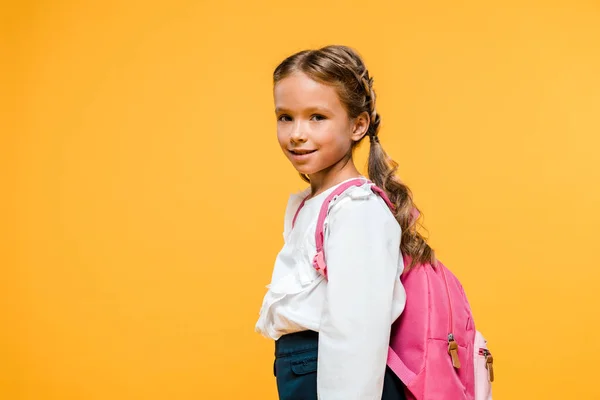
<box><xmin>273</xmin><ymin>45</ymin><xmax>435</xmax><ymax>270</ymax></box>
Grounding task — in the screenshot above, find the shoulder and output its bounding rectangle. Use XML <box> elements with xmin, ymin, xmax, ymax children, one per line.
<box><xmin>327</xmin><ymin>183</ymin><xmax>400</xmax><ymax>234</ymax></box>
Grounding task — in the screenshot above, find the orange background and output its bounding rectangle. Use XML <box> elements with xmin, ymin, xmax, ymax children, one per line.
<box><xmin>3</xmin><ymin>1</ymin><xmax>600</xmax><ymax>399</ymax></box>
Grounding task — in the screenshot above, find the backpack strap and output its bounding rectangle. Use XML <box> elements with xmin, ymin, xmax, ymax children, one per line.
<box><xmin>294</xmin><ymin>178</ymin><xmax>418</xmax><ymax>385</ymax></box>
<box><xmin>312</xmin><ymin>178</ymin><xmax>395</xmax><ymax>278</ymax></box>
<box><xmin>387</xmin><ymin>347</ymin><xmax>417</xmax><ymax>386</ymax></box>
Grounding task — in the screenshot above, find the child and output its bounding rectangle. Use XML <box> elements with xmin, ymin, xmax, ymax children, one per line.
<box><xmin>255</xmin><ymin>45</ymin><xmax>436</xmax><ymax>400</ymax></box>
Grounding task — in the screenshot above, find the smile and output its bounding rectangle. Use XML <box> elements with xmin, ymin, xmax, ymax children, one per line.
<box><xmin>289</xmin><ymin>149</ymin><xmax>317</xmax><ymax>155</ymax></box>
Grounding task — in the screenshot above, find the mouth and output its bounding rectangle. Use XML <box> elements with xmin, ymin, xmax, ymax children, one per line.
<box><xmin>289</xmin><ymin>149</ymin><xmax>317</xmax><ymax>156</ymax></box>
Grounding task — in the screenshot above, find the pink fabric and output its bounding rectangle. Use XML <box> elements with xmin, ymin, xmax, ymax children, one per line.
<box><xmin>392</xmin><ymin>258</ymin><xmax>476</xmax><ymax>399</ymax></box>
<box><xmin>295</xmin><ymin>178</ymin><xmax>491</xmax><ymax>399</ymax></box>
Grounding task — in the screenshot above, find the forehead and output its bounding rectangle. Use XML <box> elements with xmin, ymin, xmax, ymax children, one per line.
<box><xmin>274</xmin><ymin>72</ymin><xmax>345</xmax><ymax>113</ymax></box>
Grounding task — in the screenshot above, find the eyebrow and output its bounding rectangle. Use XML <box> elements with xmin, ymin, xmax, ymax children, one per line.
<box><xmin>275</xmin><ymin>106</ymin><xmax>333</xmax><ymax>114</ymax></box>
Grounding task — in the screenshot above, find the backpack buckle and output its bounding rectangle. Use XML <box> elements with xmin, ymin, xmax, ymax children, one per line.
<box><xmin>313</xmin><ymin>251</ymin><xmax>328</xmax><ymax>278</ymax></box>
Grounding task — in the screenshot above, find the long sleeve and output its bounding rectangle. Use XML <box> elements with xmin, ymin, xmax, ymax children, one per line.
<box><xmin>317</xmin><ymin>194</ymin><xmax>403</xmax><ymax>400</ymax></box>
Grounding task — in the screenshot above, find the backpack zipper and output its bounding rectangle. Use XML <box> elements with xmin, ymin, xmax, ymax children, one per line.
<box><xmin>479</xmin><ymin>348</ymin><xmax>495</xmax><ymax>382</ymax></box>
<box><xmin>447</xmin><ymin>333</ymin><xmax>461</xmax><ymax>368</ymax></box>
<box><xmin>440</xmin><ymin>266</ymin><xmax>461</xmax><ymax>369</ymax></box>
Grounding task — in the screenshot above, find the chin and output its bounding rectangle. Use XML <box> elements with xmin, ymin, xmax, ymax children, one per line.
<box><xmin>288</xmin><ymin>160</ymin><xmax>311</xmax><ymax>174</ymax></box>
<box><xmin>294</xmin><ymin>167</ymin><xmax>314</xmax><ymax>176</ymax></box>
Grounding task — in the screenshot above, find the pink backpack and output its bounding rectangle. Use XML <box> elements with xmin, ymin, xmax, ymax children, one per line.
<box><xmin>295</xmin><ymin>178</ymin><xmax>494</xmax><ymax>400</ymax></box>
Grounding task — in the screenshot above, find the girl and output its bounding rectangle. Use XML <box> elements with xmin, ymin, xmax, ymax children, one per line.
<box><xmin>255</xmin><ymin>45</ymin><xmax>435</xmax><ymax>400</ymax></box>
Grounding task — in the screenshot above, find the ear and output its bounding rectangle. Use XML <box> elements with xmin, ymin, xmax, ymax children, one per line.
<box><xmin>351</xmin><ymin>111</ymin><xmax>370</xmax><ymax>142</ymax></box>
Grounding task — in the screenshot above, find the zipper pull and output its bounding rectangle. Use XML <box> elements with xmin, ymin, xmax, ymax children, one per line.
<box><xmin>485</xmin><ymin>351</ymin><xmax>494</xmax><ymax>382</ymax></box>
<box><xmin>447</xmin><ymin>333</ymin><xmax>461</xmax><ymax>369</ymax></box>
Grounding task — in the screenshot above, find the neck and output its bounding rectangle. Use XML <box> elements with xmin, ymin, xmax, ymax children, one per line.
<box><xmin>308</xmin><ymin>155</ymin><xmax>362</xmax><ymax>199</ymax></box>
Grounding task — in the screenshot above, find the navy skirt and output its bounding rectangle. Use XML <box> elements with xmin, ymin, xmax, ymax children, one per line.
<box><xmin>274</xmin><ymin>330</ymin><xmax>406</xmax><ymax>400</ymax></box>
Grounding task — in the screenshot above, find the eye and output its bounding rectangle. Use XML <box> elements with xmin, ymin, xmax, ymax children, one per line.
<box><xmin>311</xmin><ymin>114</ymin><xmax>326</xmax><ymax>121</ymax></box>
<box><xmin>278</xmin><ymin>115</ymin><xmax>292</xmax><ymax>122</ymax></box>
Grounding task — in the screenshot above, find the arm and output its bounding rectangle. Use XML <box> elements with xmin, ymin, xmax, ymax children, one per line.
<box><xmin>317</xmin><ymin>195</ymin><xmax>402</xmax><ymax>400</ymax></box>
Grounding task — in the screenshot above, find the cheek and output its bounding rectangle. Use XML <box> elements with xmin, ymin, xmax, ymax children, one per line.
<box><xmin>320</xmin><ymin>124</ymin><xmax>353</xmax><ymax>150</ymax></box>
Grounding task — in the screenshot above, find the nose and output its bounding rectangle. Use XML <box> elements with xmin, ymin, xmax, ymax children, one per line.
<box><xmin>290</xmin><ymin>121</ymin><xmax>308</xmax><ymax>144</ymax></box>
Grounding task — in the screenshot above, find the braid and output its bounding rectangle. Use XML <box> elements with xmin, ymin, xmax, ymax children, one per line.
<box><xmin>357</xmin><ymin>71</ymin><xmax>381</xmax><ymax>139</ymax></box>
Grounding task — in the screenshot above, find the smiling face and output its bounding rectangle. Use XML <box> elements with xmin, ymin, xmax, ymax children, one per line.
<box><xmin>274</xmin><ymin>72</ymin><xmax>368</xmax><ymax>182</ymax></box>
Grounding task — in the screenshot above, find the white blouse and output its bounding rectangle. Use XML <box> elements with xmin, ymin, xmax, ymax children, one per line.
<box><xmin>255</xmin><ymin>178</ymin><xmax>406</xmax><ymax>400</ymax></box>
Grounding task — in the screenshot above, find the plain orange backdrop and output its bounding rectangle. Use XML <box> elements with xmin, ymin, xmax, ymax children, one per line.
<box><xmin>2</xmin><ymin>0</ymin><xmax>600</xmax><ymax>399</ymax></box>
